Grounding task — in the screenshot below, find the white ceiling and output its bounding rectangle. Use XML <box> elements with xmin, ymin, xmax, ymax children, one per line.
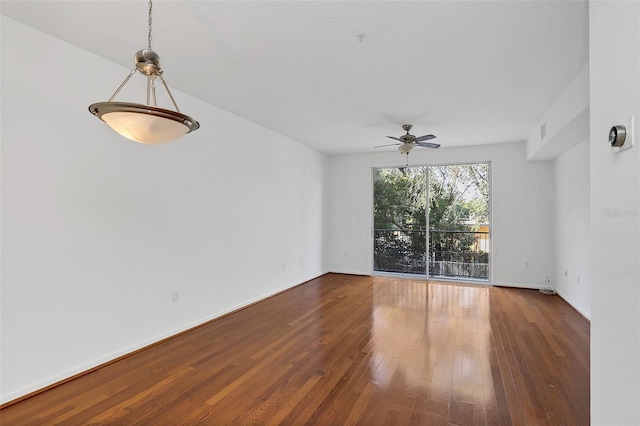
<box><xmin>1</xmin><ymin>1</ymin><xmax>589</xmax><ymax>154</ymax></box>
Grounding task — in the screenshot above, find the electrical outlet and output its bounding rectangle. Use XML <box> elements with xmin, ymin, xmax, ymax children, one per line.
<box><xmin>525</xmin><ymin>262</ymin><xmax>529</xmax><ymax>268</ymax></box>
<box><xmin>172</xmin><ymin>291</ymin><xmax>179</xmax><ymax>303</ymax></box>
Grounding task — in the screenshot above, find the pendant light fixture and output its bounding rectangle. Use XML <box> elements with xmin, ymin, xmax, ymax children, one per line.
<box><xmin>89</xmin><ymin>0</ymin><xmax>199</xmax><ymax>144</ymax></box>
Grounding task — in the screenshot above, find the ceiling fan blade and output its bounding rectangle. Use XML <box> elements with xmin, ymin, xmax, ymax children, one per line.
<box><xmin>386</xmin><ymin>136</ymin><xmax>402</xmax><ymax>141</ymax></box>
<box><xmin>416</xmin><ymin>142</ymin><xmax>441</xmax><ymax>149</ymax></box>
<box><xmin>415</xmin><ymin>134</ymin><xmax>436</xmax><ymax>142</ymax></box>
<box><xmin>374</xmin><ymin>142</ymin><xmax>401</xmax><ymax>148</ymax></box>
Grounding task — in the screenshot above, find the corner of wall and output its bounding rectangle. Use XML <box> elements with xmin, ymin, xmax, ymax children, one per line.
<box><xmin>526</xmin><ymin>65</ymin><xmax>590</xmax><ymax>162</ymax></box>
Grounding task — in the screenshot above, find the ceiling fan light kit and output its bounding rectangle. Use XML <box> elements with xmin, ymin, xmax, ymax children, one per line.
<box><xmin>88</xmin><ymin>0</ymin><xmax>199</xmax><ymax>144</ymax></box>
<box><xmin>398</xmin><ymin>144</ymin><xmax>415</xmax><ymax>155</ymax></box>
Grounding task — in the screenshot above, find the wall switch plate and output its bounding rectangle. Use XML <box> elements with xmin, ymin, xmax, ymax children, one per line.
<box><xmin>172</xmin><ymin>291</ymin><xmax>179</xmax><ymax>303</ymax></box>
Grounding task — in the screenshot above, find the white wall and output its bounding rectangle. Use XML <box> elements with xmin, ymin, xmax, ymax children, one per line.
<box><xmin>327</xmin><ymin>142</ymin><xmax>555</xmax><ymax>289</ymax></box>
<box><xmin>589</xmin><ymin>2</ymin><xmax>640</xmax><ymax>424</ymax></box>
<box><xmin>0</xmin><ymin>17</ymin><xmax>328</xmax><ymax>404</ymax></box>
<box><xmin>553</xmin><ymin>140</ymin><xmax>590</xmax><ymax>318</ymax></box>
<box><xmin>526</xmin><ymin>65</ymin><xmax>590</xmax><ymax>161</ymax></box>
<box><xmin>525</xmin><ymin>59</ymin><xmax>592</xmax><ymax>320</ymax></box>
<box><xmin>6</xmin><ymin>5</ymin><xmax>639</xmax><ymax>420</ymax></box>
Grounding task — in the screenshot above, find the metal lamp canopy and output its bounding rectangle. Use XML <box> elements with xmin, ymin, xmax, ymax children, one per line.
<box><xmin>89</xmin><ymin>0</ymin><xmax>199</xmax><ymax>144</ymax></box>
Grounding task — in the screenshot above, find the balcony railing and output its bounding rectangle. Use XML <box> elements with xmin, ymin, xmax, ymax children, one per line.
<box><xmin>373</xmin><ymin>229</ymin><xmax>489</xmax><ymax>280</ymax></box>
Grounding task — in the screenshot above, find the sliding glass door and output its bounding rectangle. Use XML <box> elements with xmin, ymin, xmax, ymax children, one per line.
<box><xmin>373</xmin><ymin>163</ymin><xmax>490</xmax><ymax>281</ymax></box>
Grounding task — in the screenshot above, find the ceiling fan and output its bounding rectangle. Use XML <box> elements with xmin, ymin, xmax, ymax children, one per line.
<box><xmin>374</xmin><ymin>124</ymin><xmax>440</xmax><ymax>165</ymax></box>
<box><xmin>375</xmin><ymin>124</ymin><xmax>440</xmax><ymax>151</ymax></box>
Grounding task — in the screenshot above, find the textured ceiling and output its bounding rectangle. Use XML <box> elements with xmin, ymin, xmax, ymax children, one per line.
<box><xmin>1</xmin><ymin>1</ymin><xmax>589</xmax><ymax>154</ymax></box>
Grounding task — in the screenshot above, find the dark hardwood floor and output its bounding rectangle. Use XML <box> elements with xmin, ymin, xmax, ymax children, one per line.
<box><xmin>0</xmin><ymin>273</ymin><xmax>590</xmax><ymax>425</ymax></box>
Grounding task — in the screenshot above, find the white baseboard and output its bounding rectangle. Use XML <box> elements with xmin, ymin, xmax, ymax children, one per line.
<box><xmin>556</xmin><ymin>289</ymin><xmax>591</xmax><ymax>320</ymax></box>
<box><xmin>493</xmin><ymin>283</ymin><xmax>590</xmax><ymax>321</ymax></box>
<box><xmin>492</xmin><ymin>282</ymin><xmax>547</xmax><ymax>290</ymax></box>
<box><xmin>2</xmin><ymin>272</ymin><xmax>589</xmax><ymax>405</ymax></box>
<box><xmin>327</xmin><ymin>269</ymin><xmax>370</xmax><ymax>276</ymax></box>
<box><xmin>1</xmin><ymin>272</ymin><xmax>327</xmax><ymax>406</ymax></box>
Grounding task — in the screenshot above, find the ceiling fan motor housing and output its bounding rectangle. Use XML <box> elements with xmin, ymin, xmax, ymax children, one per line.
<box><xmin>400</xmin><ymin>135</ymin><xmax>415</xmax><ymax>143</ymax></box>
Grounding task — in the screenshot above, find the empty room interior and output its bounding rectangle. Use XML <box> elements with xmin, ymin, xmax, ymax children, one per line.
<box><xmin>1</xmin><ymin>1</ymin><xmax>639</xmax><ymax>425</ymax></box>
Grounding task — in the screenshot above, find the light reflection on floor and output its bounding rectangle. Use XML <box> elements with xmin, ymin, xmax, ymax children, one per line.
<box><xmin>369</xmin><ymin>278</ymin><xmax>494</xmax><ymax>404</ymax></box>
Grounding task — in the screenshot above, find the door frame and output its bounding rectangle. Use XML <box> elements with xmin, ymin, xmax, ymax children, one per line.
<box><xmin>371</xmin><ymin>161</ymin><xmax>492</xmax><ymax>284</ymax></box>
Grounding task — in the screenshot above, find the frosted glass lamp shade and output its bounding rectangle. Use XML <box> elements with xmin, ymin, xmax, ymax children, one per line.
<box><xmin>398</xmin><ymin>144</ymin><xmax>415</xmax><ymax>155</ymax></box>
<box><xmin>89</xmin><ymin>102</ymin><xmax>199</xmax><ymax>144</ymax></box>
<box><xmin>101</xmin><ymin>111</ymin><xmax>188</xmax><ymax>144</ymax></box>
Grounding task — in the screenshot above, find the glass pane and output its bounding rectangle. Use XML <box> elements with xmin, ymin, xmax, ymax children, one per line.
<box><xmin>373</xmin><ymin>167</ymin><xmax>427</xmax><ymax>275</ymax></box>
<box><xmin>428</xmin><ymin>163</ymin><xmax>490</xmax><ymax>280</ymax></box>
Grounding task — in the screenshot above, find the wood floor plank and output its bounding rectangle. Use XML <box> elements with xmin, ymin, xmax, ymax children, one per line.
<box><xmin>0</xmin><ymin>274</ymin><xmax>589</xmax><ymax>425</ymax></box>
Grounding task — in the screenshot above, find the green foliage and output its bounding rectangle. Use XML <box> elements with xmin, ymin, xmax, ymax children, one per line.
<box><xmin>374</xmin><ymin>163</ymin><xmax>489</xmax><ymax>232</ymax></box>
<box><xmin>373</xmin><ymin>163</ymin><xmax>490</xmax><ymax>273</ymax></box>
<box><xmin>374</xmin><ymin>167</ymin><xmax>426</xmax><ymax>231</ymax></box>
<box><xmin>428</xmin><ymin>163</ymin><xmax>489</xmax><ymax>231</ymax></box>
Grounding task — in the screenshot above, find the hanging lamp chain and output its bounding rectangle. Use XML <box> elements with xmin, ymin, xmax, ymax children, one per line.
<box><xmin>147</xmin><ymin>0</ymin><xmax>153</xmax><ymax>50</ymax></box>
<box><xmin>104</xmin><ymin>0</ymin><xmax>182</xmax><ymax>112</ymax></box>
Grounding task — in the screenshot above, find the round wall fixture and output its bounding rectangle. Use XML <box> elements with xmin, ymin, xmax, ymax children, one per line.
<box><xmin>609</xmin><ymin>125</ymin><xmax>626</xmax><ymax>147</ymax></box>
